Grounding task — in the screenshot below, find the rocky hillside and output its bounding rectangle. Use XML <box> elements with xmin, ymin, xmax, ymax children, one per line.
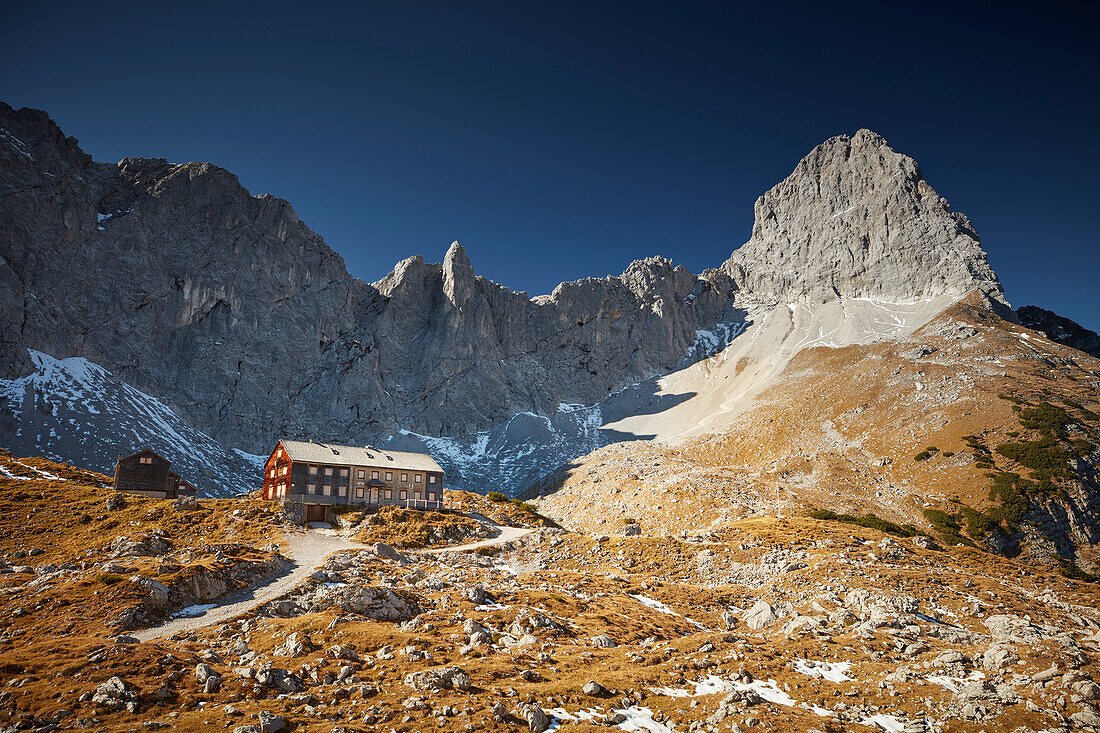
<box><xmin>2</xmin><ymin>102</ymin><xmax>1015</xmax><ymax>493</ymax></box>
<box><xmin>1</xmin><ymin>452</ymin><xmax>1098</xmax><ymax>732</ymax></box>
<box><xmin>533</xmin><ymin>293</ymin><xmax>1100</xmax><ymax>575</ymax></box>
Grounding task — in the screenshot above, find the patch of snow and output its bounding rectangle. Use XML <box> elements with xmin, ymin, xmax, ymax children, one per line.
<box><xmin>232</xmin><ymin>449</ymin><xmax>267</xmax><ymax>469</ymax></box>
<box><xmin>651</xmin><ymin>674</ymin><xmax>797</xmax><ymax>707</ymax></box>
<box><xmin>0</xmin><ymin>465</ymin><xmax>32</xmax><ymax>480</ymax></box>
<box><xmin>547</xmin><ymin>706</ymin><xmax>674</xmax><ymax>733</ymax></box>
<box><xmin>861</xmin><ymin>713</ymin><xmax>906</xmax><ymax>732</ymax></box>
<box><xmin>629</xmin><ymin>594</ymin><xmax>679</xmax><ymax>616</ymax></box>
<box><xmin>926</xmin><ymin>670</ymin><xmax>984</xmax><ymax>692</ymax></box>
<box><xmin>175</xmin><ymin>603</ymin><xmax>217</xmax><ymax>618</ymax></box>
<box><xmin>12</xmin><ymin>459</ymin><xmax>63</xmax><ymax>481</ymax></box>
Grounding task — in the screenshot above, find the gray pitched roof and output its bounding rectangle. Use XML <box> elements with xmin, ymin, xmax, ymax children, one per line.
<box><xmin>278</xmin><ymin>440</ymin><xmax>443</xmax><ymax>474</ymax></box>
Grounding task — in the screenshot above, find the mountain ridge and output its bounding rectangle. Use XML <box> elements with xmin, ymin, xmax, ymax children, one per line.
<box><xmin>0</xmin><ymin>103</ymin><xmax>1034</xmax><ymax>493</ymax></box>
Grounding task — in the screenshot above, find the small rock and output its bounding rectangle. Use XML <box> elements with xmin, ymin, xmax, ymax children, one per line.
<box><xmin>583</xmin><ymin>680</ymin><xmax>608</xmax><ymax>696</ymax></box>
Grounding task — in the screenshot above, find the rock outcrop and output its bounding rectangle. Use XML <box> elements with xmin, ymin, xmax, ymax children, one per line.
<box><xmin>0</xmin><ymin>105</ymin><xmax>1017</xmax><ymax>491</ymax></box>
<box><xmin>1017</xmin><ymin>305</ymin><xmax>1100</xmax><ymax>358</ymax></box>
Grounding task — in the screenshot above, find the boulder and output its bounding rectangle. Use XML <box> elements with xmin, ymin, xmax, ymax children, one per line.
<box><xmin>172</xmin><ymin>495</ymin><xmax>199</xmax><ymax>511</ymax></box>
<box><xmin>591</xmin><ymin>634</ymin><xmax>617</xmax><ymax>648</ymax></box>
<box><xmin>742</xmin><ymin>600</ymin><xmax>777</xmax><ymax>630</ymax></box>
<box><xmin>373</xmin><ymin>542</ymin><xmax>411</xmax><ymax>565</ymax></box>
<box><xmin>257</xmin><ymin>711</ymin><xmax>286</xmax><ymax>733</ymax></box>
<box><xmin>516</xmin><ymin>703</ymin><xmax>550</xmax><ymax>733</ymax></box>
<box><xmin>981</xmin><ymin>645</ymin><xmax>1018</xmax><ymax>671</ymax></box>
<box><xmin>583</xmin><ymin>680</ymin><xmax>608</xmax><ymax>696</ymax></box>
<box><xmin>404</xmin><ymin>666</ymin><xmax>471</xmax><ymax>691</ymax></box>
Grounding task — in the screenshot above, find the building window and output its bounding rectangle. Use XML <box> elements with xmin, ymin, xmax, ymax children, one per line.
<box><xmin>401</xmin><ymin>473</ymin><xmax>408</xmax><ymax>482</ymax></box>
<box><xmin>338</xmin><ymin>486</ymin><xmax>346</xmax><ymax>497</ymax></box>
<box><xmin>323</xmin><ymin>485</ymin><xmax>332</xmax><ymax>496</ymax></box>
<box><xmin>400</xmin><ymin>490</ymin><xmax>407</xmax><ymax>500</ymax></box>
<box><xmin>415</xmin><ymin>473</ymin><xmax>422</xmax><ymax>483</ymax></box>
<box><xmin>309</xmin><ymin>465</ymin><xmax>317</xmax><ymax>475</ymax></box>
<box><xmin>414</xmin><ymin>491</ymin><xmax>422</xmax><ymax>500</ymax></box>
<box><xmin>356</xmin><ymin>487</ymin><xmax>365</xmax><ymax>499</ymax></box>
<box><xmin>430</xmin><ymin>475</ymin><xmax>436</xmax><ymax>484</ymax></box>
<box><xmin>324</xmin><ymin>467</ymin><xmax>333</xmax><ymax>476</ymax></box>
<box><xmin>140</xmin><ymin>456</ymin><xmax>153</xmax><ymax>464</ymax></box>
<box><xmin>306</xmin><ymin>483</ymin><xmax>316</xmax><ymax>494</ymax></box>
<box><xmin>371</xmin><ymin>470</ymin><xmax>379</xmax><ymax>479</ymax></box>
<box><xmin>358</xmin><ymin>469</ymin><xmax>365</xmax><ymax>478</ymax></box>
<box><xmin>385</xmin><ymin>472</ymin><xmax>392</xmax><ymax>481</ymax></box>
<box><xmin>385</xmin><ymin>490</ymin><xmax>392</xmax><ymax>499</ymax></box>
<box><xmin>340</xmin><ymin>468</ymin><xmax>349</xmax><ymax>477</ymax></box>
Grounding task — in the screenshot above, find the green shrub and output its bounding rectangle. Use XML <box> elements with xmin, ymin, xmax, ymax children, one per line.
<box><xmin>1057</xmin><ymin>558</ymin><xmax>1100</xmax><ymax>583</ymax></box>
<box><xmin>509</xmin><ymin>499</ymin><xmax>539</xmax><ymax>513</ymax></box>
<box><xmin>995</xmin><ymin>437</ymin><xmax>1072</xmax><ymax>488</ymax></box>
<box><xmin>1072</xmin><ymin>439</ymin><xmax>1095</xmax><ymax>458</ymax></box>
<box><xmin>808</xmin><ymin>509</ymin><xmax>918</xmax><ymax>537</ymax></box>
<box><xmin>95</xmin><ymin>572</ymin><xmax>125</xmax><ymax>586</ymax></box>
<box><xmin>922</xmin><ymin>508</ymin><xmax>977</xmax><ymax>548</ymax></box>
<box><xmin>914</xmin><ymin>450</ymin><xmax>934</xmax><ymax>462</ymax></box>
<box><xmin>1017</xmin><ymin>402</ymin><xmax>1073</xmax><ymax>436</ymax></box>
<box><xmin>1063</xmin><ymin>398</ymin><xmax>1100</xmax><ymax>421</ymax></box>
<box><xmin>623</xmin><ymin>517</ymin><xmax>637</xmax><ymax>524</ymax></box>
<box><xmin>987</xmin><ymin>472</ymin><xmax>1030</xmax><ymax>530</ymax></box>
<box><xmin>961</xmin><ymin>506</ymin><xmax>997</xmax><ymax>537</ymax></box>
<box><xmin>486</xmin><ymin>491</ymin><xmax>508</xmax><ymax>502</ymax></box>
<box><xmin>942</xmin><ymin>451</ymin><xmax>955</xmax><ymax>458</ymax></box>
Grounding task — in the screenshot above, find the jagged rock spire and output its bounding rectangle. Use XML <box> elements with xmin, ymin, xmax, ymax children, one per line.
<box><xmin>443</xmin><ymin>240</ymin><xmax>476</xmax><ymax>307</ymax></box>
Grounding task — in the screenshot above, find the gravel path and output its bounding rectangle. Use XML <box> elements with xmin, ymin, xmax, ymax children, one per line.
<box><xmin>133</xmin><ymin>514</ymin><xmax>532</xmax><ymax>641</ymax></box>
<box><xmin>132</xmin><ymin>530</ymin><xmax>362</xmax><ymax>642</ymax></box>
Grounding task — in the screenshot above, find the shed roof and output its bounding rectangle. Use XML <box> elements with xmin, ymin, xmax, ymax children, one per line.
<box><xmin>277</xmin><ymin>440</ymin><xmax>444</xmax><ymax>474</ymax></box>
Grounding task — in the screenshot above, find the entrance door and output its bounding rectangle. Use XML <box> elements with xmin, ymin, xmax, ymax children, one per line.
<box><xmin>305</xmin><ymin>504</ymin><xmax>327</xmax><ymax>522</ymax></box>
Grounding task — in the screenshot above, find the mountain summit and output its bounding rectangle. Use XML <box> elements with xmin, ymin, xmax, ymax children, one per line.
<box><xmin>725</xmin><ymin>129</ymin><xmax>1003</xmax><ymax>303</ymax></box>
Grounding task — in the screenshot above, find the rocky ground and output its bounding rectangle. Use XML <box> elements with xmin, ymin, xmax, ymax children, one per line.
<box><xmin>1</xmin><ymin>453</ymin><xmax>1099</xmax><ymax>733</ymax></box>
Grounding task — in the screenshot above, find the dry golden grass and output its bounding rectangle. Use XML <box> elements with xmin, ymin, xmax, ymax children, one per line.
<box><xmin>354</xmin><ymin>505</ymin><xmax>486</xmax><ymax>548</ymax></box>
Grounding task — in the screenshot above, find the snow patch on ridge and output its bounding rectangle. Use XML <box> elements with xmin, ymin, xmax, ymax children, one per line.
<box><xmin>0</xmin><ymin>351</ymin><xmax>260</xmax><ymax>496</ymax></box>
<box><xmin>387</xmin><ymin>400</ymin><xmax>608</xmax><ymax>495</ymax></box>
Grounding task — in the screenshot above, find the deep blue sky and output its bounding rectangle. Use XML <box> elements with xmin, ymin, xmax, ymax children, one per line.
<box><xmin>3</xmin><ymin>1</ymin><xmax>1097</xmax><ymax>328</ymax></box>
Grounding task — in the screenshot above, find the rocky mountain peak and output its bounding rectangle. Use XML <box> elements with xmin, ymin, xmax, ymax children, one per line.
<box><xmin>443</xmin><ymin>240</ymin><xmax>477</xmax><ymax>307</ymax></box>
<box><xmin>724</xmin><ymin>129</ymin><xmax>1004</xmax><ymax>305</ymax></box>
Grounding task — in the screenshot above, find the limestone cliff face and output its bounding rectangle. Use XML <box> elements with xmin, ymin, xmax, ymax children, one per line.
<box><xmin>724</xmin><ymin>129</ymin><xmax>1004</xmax><ymax>304</ymax></box>
<box><xmin>0</xmin><ymin>104</ymin><xmax>1008</xmax><ymax>463</ymax></box>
